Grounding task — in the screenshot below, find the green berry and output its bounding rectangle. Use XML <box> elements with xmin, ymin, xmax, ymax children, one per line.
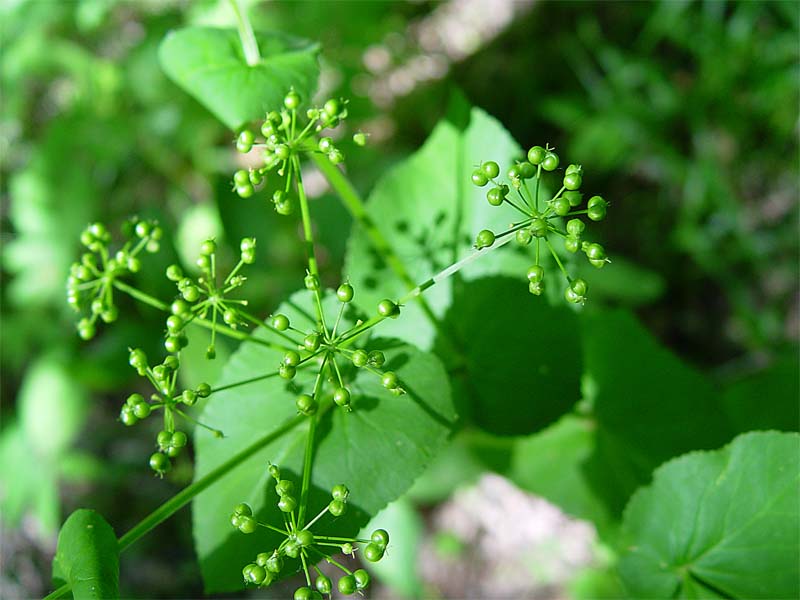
<box><xmin>171</xmin><ymin>430</ymin><xmax>188</xmax><ymax>448</ymax></box>
<box><xmin>294</xmin><ymin>587</ymin><xmax>313</xmax><ymax>600</ymax></box>
<box><xmin>278</xmin><ymin>495</ymin><xmax>297</xmax><ymax>513</ymax></box>
<box><xmin>196</xmin><ymin>382</ymin><xmax>211</xmax><ymax>397</ymax></box>
<box><xmin>244</xmin><ymin>563</ymin><xmax>267</xmax><ymax>585</ymax></box>
<box><xmin>518</xmin><ymin>161</ymin><xmax>535</xmax><ymax>179</ymax></box>
<box><xmin>341</xmin><ymin>542</ymin><xmax>354</xmax><ymax>554</ymax></box>
<box><xmin>564</xmin><ymin>172</ymin><xmax>582</xmax><ymax>191</ymax></box>
<box><xmin>528</xmin><ymin>145</ymin><xmax>546</xmax><ymax>165</ymax></box>
<box><xmin>236</xmin><ymin>183</ymin><xmax>255</xmax><ymax>198</ymax></box>
<box><xmin>552</xmin><ymin>196</ymin><xmax>570</xmax><ymax>216</ymax></box>
<box><xmin>329</xmin><ymin>499</ymin><xmax>346</xmax><ymax>516</ymax></box>
<box><xmin>304</xmin><ymin>333</ymin><xmax>320</xmax><ymax>352</ymax></box>
<box><xmin>333</xmin><ymin>387</ymin><xmax>351</xmax><ymax>407</ymax></box>
<box><xmin>531</xmin><ymin>217</ymin><xmax>548</xmax><ymax>237</ymax></box>
<box><xmin>351</xmin><ymin>349</ymin><xmax>368</xmax><ymax>367</ymax></box>
<box><xmin>566</xmin><ymin>218</ymin><xmax>585</xmax><ymax>236</ymax></box>
<box><xmin>381</xmin><ymin>371</ymin><xmax>399</xmax><ymax>390</ymax></box>
<box><xmin>315</xmin><ymin>574</ymin><xmax>332</xmax><ymax>595</ymax></box>
<box><xmin>295</xmin><ymin>529</ymin><xmax>313</xmax><ymax>547</ymax></box>
<box><xmin>284</xmin><ymin>540</ymin><xmax>300</xmax><ymax>558</ymax></box>
<box><xmin>238</xmin><ymin>515</ymin><xmax>257</xmax><ymax>534</ymax></box>
<box><xmin>237</xmin><ymin>130</ymin><xmax>255</xmax><ymax>153</ymax></box>
<box><xmin>296</xmin><ymin>394</ymin><xmax>317</xmax><ymax>415</ymax></box>
<box><xmin>564</xmin><ymin>190</ymin><xmax>583</xmax><ymax>207</ymax></box>
<box><xmin>377</xmin><ymin>299</ymin><xmax>399</xmax><ymax>318</ymax></box>
<box><xmin>283</xmin><ymin>351</ymin><xmax>301</xmax><ymax>367</ymax></box>
<box><xmin>336</xmin><ymin>283</ymin><xmax>354</xmax><ymax>303</ymax></box>
<box><xmin>284</xmin><ymin>90</ymin><xmax>301</xmax><ymax>110</ymax></box>
<box><xmin>200</xmin><ymin>239</ymin><xmax>216</xmax><ymax>256</ymax></box>
<box><xmin>371</xmin><ymin>529</ymin><xmax>390</xmax><ymax>547</ymax></box>
<box><xmin>481</xmin><ymin>161</ymin><xmax>500</xmax><ymax>179</ymax></box>
<box><xmin>585</xmin><ymin>242</ymin><xmax>606</xmax><ymax>262</ymax></box>
<box><xmin>272</xmin><ymin>314</ymin><xmax>290</xmax><ymax>331</ymax></box>
<box><xmin>268</xmin><ymin>464</ymin><xmax>280</xmax><ymax>479</ymax></box>
<box><xmin>323</xmin><ymin>97</ymin><xmax>340</xmax><ymax>116</ymax></box>
<box><xmin>475</xmin><ymin>229</ymin><xmax>495</xmax><ymax>249</ymax></box>
<box><xmin>526</xmin><ymin>265</ymin><xmax>544</xmax><ymax>283</ymax></box>
<box><xmin>529</xmin><ymin>281</ymin><xmax>544</xmax><ymax>296</ymax></box>
<box><xmin>120</xmin><ymin>405</ymin><xmax>138</xmax><ymax>426</ymax></box>
<box><xmin>368</xmin><ymin>350</ymin><xmax>385</xmax><ymax>367</ymax></box>
<box><xmin>516</xmin><ymin>229</ymin><xmax>532</xmax><ymax>246</ymax></box>
<box><xmin>164</xmin><ymin>334</ymin><xmax>181</xmax><ymax>354</ymax></box>
<box><xmin>353</xmin><ymin>132</ymin><xmax>367</xmax><ymax>146</ymax></box>
<box><xmin>565</xmin><ymin>236</ymin><xmax>580</xmax><ymax>253</ymax></box>
<box><xmin>486</xmin><ymin>186</ymin><xmax>505</xmax><ymax>206</ymax></box>
<box><xmin>266</xmin><ymin>554</ymin><xmax>283</xmax><ymax>573</ymax></box>
<box><xmin>542</xmin><ymin>151</ymin><xmax>559</xmax><ymax>171</ymax></box>
<box><xmin>331</xmin><ymin>484</ymin><xmax>349</xmax><ymax>500</ymax></box>
<box><xmin>471</xmin><ymin>169</ymin><xmax>488</xmax><ymax>187</ymax></box>
<box><xmin>338</xmin><ymin>575</ymin><xmax>357</xmax><ymax>595</ymax></box>
<box><xmin>181</xmin><ymin>389</ymin><xmax>197</xmax><ymax>406</ymax></box>
<box><xmin>132</xmin><ymin>402</ymin><xmax>151</xmax><ymax>419</ymax></box>
<box><xmin>565</xmin><ymin>279</ymin><xmax>588</xmax><ymax>304</ymax></box>
<box><xmin>353</xmin><ymin>569</ymin><xmax>370</xmax><ymax>590</ymax></box>
<box><xmin>149</xmin><ymin>452</ymin><xmax>170</xmax><ymax>475</ymax></box>
<box><xmin>587</xmin><ymin>195</ymin><xmax>608</xmax><ymax>221</ymax></box>
<box><xmin>304</xmin><ymin>274</ymin><xmax>320</xmax><ymax>291</ymax></box>
<box><xmin>363</xmin><ymin>542</ymin><xmax>384</xmax><ymax>562</ymax></box>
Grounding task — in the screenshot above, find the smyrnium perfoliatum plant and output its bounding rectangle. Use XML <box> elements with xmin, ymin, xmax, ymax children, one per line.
<box><xmin>60</xmin><ymin>88</ymin><xmax>613</xmax><ymax>598</ymax></box>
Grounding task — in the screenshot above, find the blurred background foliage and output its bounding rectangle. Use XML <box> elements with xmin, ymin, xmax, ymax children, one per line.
<box><xmin>1</xmin><ymin>0</ymin><xmax>797</xmax><ymax>598</ymax></box>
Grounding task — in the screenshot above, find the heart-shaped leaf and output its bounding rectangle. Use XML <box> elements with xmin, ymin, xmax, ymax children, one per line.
<box><xmin>159</xmin><ymin>27</ymin><xmax>319</xmax><ymax>130</ymax></box>
<box><xmin>192</xmin><ymin>290</ymin><xmax>455</xmax><ymax>592</ymax></box>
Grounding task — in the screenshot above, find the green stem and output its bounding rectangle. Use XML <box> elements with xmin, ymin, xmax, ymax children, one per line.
<box><xmin>297</xmin><ymin>357</ymin><xmax>327</xmax><ymax>526</ymax></box>
<box><xmin>293</xmin><ymin>156</ymin><xmax>328</xmax><ymax>332</ymax></box>
<box><xmin>112</xmin><ymin>281</ymin><xmax>280</xmax><ymax>350</ymax></box>
<box><xmin>42</xmin><ymin>413</ymin><xmax>305</xmax><ymax>600</ymax></box>
<box><xmin>229</xmin><ymin>0</ymin><xmax>260</xmax><ymax>67</ymax></box>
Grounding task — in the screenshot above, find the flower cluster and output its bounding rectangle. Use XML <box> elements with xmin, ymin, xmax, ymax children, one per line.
<box><xmin>471</xmin><ymin>144</ymin><xmax>611</xmax><ymax>304</ymax></box>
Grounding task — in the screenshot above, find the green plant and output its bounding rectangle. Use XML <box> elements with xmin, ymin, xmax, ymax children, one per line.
<box><xmin>30</xmin><ymin>4</ymin><xmax>798</xmax><ymax>600</ymax></box>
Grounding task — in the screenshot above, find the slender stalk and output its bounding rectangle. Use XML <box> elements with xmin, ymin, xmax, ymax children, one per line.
<box><xmin>297</xmin><ymin>357</ymin><xmax>327</xmax><ymax>526</ymax></box>
<box><xmin>113</xmin><ymin>280</ymin><xmax>281</xmax><ymax>350</ymax></box>
<box><xmin>229</xmin><ymin>0</ymin><xmax>260</xmax><ymax>66</ymax></box>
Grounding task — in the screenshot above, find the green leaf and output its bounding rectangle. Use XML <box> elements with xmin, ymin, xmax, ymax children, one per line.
<box><xmin>52</xmin><ymin>509</ymin><xmax>120</xmax><ymax>599</ymax></box>
<box><xmin>441</xmin><ymin>277</ymin><xmax>582</xmax><ymax>435</ymax></box>
<box><xmin>192</xmin><ymin>290</ymin><xmax>456</xmax><ymax>592</ymax></box>
<box><xmin>344</xmin><ymin>106</ymin><xmax>536</xmax><ymax>350</ymax></box>
<box><xmin>158</xmin><ymin>27</ymin><xmax>319</xmax><ymax>130</ymax></box>
<box><xmin>722</xmin><ymin>357</ymin><xmax>800</xmax><ymax>434</ymax></box>
<box><xmin>619</xmin><ymin>431</ymin><xmax>800</xmax><ymax>599</ymax></box>
<box><xmin>509</xmin><ymin>414</ymin><xmax>614</xmax><ymax>532</ymax></box>
<box><xmin>581</xmin><ymin>310</ymin><xmax>734</xmax><ymax>516</ymax></box>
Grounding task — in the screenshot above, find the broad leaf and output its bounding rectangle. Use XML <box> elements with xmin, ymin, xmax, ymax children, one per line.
<box><xmin>192</xmin><ymin>290</ymin><xmax>455</xmax><ymax>592</ymax></box>
<box><xmin>440</xmin><ymin>277</ymin><xmax>582</xmax><ymax>435</ymax></box>
<box><xmin>619</xmin><ymin>431</ymin><xmax>800</xmax><ymax>599</ymax></box>
<box><xmin>581</xmin><ymin>310</ymin><xmax>734</xmax><ymax>516</ymax></box>
<box><xmin>52</xmin><ymin>509</ymin><xmax>119</xmax><ymax>599</ymax></box>
<box><xmin>722</xmin><ymin>357</ymin><xmax>799</xmax><ymax>434</ymax></box>
<box><xmin>159</xmin><ymin>27</ymin><xmax>319</xmax><ymax>131</ymax></box>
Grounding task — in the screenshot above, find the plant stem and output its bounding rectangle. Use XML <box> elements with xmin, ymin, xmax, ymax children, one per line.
<box><xmin>229</xmin><ymin>0</ymin><xmax>260</xmax><ymax>66</ymax></box>
<box><xmin>298</xmin><ymin>357</ymin><xmax>327</xmax><ymax>526</ymax></box>
<box><xmin>112</xmin><ymin>280</ymin><xmax>280</xmax><ymax>350</ymax></box>
<box><xmin>293</xmin><ymin>155</ymin><xmax>328</xmax><ymax>332</ymax></box>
